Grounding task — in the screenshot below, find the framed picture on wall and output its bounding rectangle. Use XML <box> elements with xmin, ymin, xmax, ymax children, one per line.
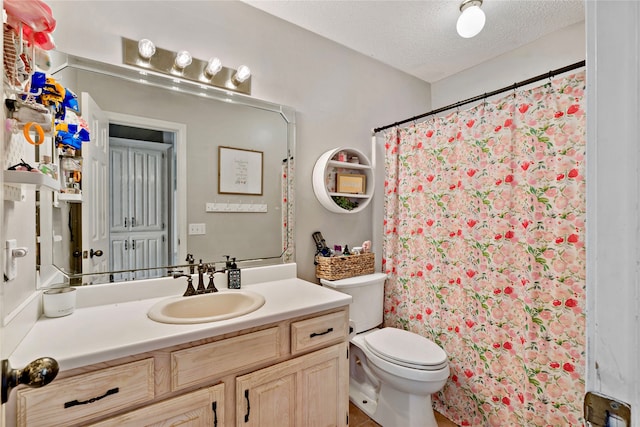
<box><xmin>218</xmin><ymin>146</ymin><xmax>264</xmax><ymax>195</ymax></box>
<box><xmin>337</xmin><ymin>174</ymin><xmax>366</xmax><ymax>194</ymax></box>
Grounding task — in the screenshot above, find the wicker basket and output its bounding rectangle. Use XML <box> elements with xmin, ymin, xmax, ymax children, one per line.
<box><xmin>315</xmin><ymin>252</ymin><xmax>375</xmax><ymax>280</ymax></box>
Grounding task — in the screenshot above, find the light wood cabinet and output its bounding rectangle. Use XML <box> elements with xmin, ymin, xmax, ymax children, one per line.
<box><xmin>236</xmin><ymin>343</ymin><xmax>348</xmax><ymax>427</ymax></box>
<box><xmin>16</xmin><ymin>359</ymin><xmax>154</xmax><ymax>427</ymax></box>
<box><xmin>291</xmin><ymin>310</ymin><xmax>348</xmax><ymax>355</ymax></box>
<box><xmin>89</xmin><ymin>383</ymin><xmax>225</xmax><ymax>427</ymax></box>
<box><xmin>12</xmin><ymin>307</ymin><xmax>348</xmax><ymax>427</ymax></box>
<box><xmin>171</xmin><ymin>327</ymin><xmax>282</xmax><ymax>392</ymax></box>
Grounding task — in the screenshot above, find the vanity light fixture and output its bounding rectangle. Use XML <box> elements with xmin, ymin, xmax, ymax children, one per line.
<box><xmin>456</xmin><ymin>0</ymin><xmax>486</xmax><ymax>38</ymax></box>
<box><xmin>122</xmin><ymin>37</ymin><xmax>252</xmax><ymax>95</ymax></box>
<box><xmin>174</xmin><ymin>50</ymin><xmax>192</xmax><ymax>70</ymax></box>
<box><xmin>232</xmin><ymin>65</ymin><xmax>251</xmax><ymax>85</ymax></box>
<box><xmin>204</xmin><ymin>57</ymin><xmax>223</xmax><ymax>78</ymax></box>
<box><xmin>137</xmin><ymin>38</ymin><xmax>156</xmax><ymax>59</ymax></box>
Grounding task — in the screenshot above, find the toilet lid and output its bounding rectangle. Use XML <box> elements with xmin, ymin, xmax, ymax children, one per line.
<box><xmin>364</xmin><ymin>327</ymin><xmax>448</xmax><ymax>370</ymax></box>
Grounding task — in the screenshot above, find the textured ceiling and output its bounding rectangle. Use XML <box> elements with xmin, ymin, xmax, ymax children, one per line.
<box><xmin>242</xmin><ymin>0</ymin><xmax>585</xmax><ymax>83</ymax></box>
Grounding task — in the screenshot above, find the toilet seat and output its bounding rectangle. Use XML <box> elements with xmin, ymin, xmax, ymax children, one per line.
<box><xmin>364</xmin><ymin>327</ymin><xmax>448</xmax><ymax>371</ymax></box>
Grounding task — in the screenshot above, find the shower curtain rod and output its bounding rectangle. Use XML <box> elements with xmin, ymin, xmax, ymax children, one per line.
<box><xmin>373</xmin><ymin>60</ymin><xmax>586</xmax><ymax>134</ymax></box>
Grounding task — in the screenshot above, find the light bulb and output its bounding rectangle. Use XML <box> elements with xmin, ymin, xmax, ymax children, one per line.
<box><xmin>137</xmin><ymin>39</ymin><xmax>156</xmax><ymax>59</ymax></box>
<box><xmin>233</xmin><ymin>65</ymin><xmax>251</xmax><ymax>84</ymax></box>
<box><xmin>174</xmin><ymin>50</ymin><xmax>192</xmax><ymax>69</ymax></box>
<box><xmin>456</xmin><ymin>0</ymin><xmax>485</xmax><ymax>38</ymax></box>
<box><xmin>204</xmin><ymin>57</ymin><xmax>223</xmax><ymax>77</ymax></box>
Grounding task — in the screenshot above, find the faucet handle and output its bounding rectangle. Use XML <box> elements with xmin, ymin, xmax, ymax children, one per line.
<box><xmin>171</xmin><ymin>271</ymin><xmax>188</xmax><ymax>279</ymax></box>
<box><xmin>172</xmin><ymin>272</ymin><xmax>197</xmax><ymax>296</ymax></box>
<box><xmin>183</xmin><ymin>276</ymin><xmax>197</xmax><ymax>297</ymax></box>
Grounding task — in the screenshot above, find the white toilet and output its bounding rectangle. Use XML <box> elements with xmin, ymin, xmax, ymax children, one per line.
<box><xmin>321</xmin><ymin>272</ymin><xmax>449</xmax><ymax>427</ymax></box>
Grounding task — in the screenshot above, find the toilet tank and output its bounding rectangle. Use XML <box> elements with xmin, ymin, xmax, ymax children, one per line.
<box><xmin>320</xmin><ymin>272</ymin><xmax>387</xmax><ymax>333</ymax></box>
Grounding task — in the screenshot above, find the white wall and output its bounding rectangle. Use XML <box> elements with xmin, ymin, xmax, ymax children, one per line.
<box><xmin>47</xmin><ymin>0</ymin><xmax>431</xmax><ymax>283</ymax></box>
<box><xmin>431</xmin><ymin>21</ymin><xmax>585</xmax><ymax>109</ymax></box>
<box><xmin>586</xmin><ymin>2</ymin><xmax>639</xmax><ymax>425</ymax></box>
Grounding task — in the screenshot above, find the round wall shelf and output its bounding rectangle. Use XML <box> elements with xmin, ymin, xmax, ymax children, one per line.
<box><xmin>312</xmin><ymin>147</ymin><xmax>374</xmax><ymax>213</ymax></box>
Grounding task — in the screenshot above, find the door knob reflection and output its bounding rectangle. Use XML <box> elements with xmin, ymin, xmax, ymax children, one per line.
<box><xmin>90</xmin><ymin>249</ymin><xmax>104</xmax><ymax>258</ymax></box>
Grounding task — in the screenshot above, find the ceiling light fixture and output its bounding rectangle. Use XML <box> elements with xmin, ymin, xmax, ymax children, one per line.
<box><xmin>122</xmin><ymin>38</ymin><xmax>252</xmax><ymax>95</ymax></box>
<box><xmin>456</xmin><ymin>0</ymin><xmax>486</xmax><ymax>38</ymax></box>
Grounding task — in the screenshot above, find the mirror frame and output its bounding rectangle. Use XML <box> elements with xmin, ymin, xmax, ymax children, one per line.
<box><xmin>39</xmin><ymin>52</ymin><xmax>296</xmax><ymax>286</ymax></box>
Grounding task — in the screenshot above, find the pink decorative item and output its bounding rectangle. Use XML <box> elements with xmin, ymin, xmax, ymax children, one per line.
<box><xmin>4</xmin><ymin>0</ymin><xmax>56</xmax><ymax>50</ymax></box>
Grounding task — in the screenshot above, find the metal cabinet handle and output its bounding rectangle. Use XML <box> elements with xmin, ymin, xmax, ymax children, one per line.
<box><xmin>310</xmin><ymin>327</ymin><xmax>334</xmax><ymax>338</ymax></box>
<box><xmin>212</xmin><ymin>401</ymin><xmax>218</xmax><ymax>427</ymax></box>
<box><xmin>244</xmin><ymin>389</ymin><xmax>251</xmax><ymax>422</ymax></box>
<box><xmin>64</xmin><ymin>387</ymin><xmax>119</xmax><ymax>408</ymax></box>
<box><xmin>131</xmin><ymin>217</ymin><xmax>135</xmax><ymax>227</ymax></box>
<box><xmin>124</xmin><ymin>217</ymin><xmax>128</xmax><ymax>228</ymax></box>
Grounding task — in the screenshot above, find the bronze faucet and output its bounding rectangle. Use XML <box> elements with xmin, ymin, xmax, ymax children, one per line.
<box><xmin>206</xmin><ymin>264</ymin><xmax>219</xmax><ymax>293</ymax></box>
<box><xmin>185</xmin><ymin>253</ymin><xmax>195</xmax><ymax>274</ymax></box>
<box><xmin>173</xmin><ymin>272</ymin><xmax>196</xmax><ymax>297</ymax></box>
<box><xmin>173</xmin><ymin>262</ymin><xmax>221</xmax><ymax>297</ymax></box>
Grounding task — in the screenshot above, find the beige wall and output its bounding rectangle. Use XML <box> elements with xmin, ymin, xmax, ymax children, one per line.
<box><xmin>48</xmin><ymin>0</ymin><xmax>432</xmax><ymax>283</ymax></box>
<box><xmin>431</xmin><ymin>21</ymin><xmax>585</xmax><ymax>109</ymax></box>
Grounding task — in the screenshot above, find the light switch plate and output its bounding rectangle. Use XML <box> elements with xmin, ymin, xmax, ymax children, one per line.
<box><xmin>188</xmin><ymin>223</ymin><xmax>206</xmax><ymax>235</ymax></box>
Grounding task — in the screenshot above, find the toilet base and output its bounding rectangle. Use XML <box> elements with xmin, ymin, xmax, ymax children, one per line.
<box><xmin>349</xmin><ymin>382</ymin><xmax>378</xmax><ymax>418</ymax></box>
<box><xmin>349</xmin><ymin>376</ymin><xmax>438</xmax><ymax>427</ymax></box>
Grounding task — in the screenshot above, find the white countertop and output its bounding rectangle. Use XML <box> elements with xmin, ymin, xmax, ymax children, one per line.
<box><xmin>9</xmin><ymin>264</ymin><xmax>351</xmax><ymax>371</ymax></box>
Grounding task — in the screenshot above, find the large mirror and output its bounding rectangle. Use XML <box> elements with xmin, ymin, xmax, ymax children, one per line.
<box><xmin>38</xmin><ymin>52</ymin><xmax>295</xmax><ymax>285</ymax></box>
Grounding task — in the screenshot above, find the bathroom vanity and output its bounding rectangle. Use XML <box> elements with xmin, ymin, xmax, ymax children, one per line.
<box><xmin>6</xmin><ymin>264</ymin><xmax>351</xmax><ymax>427</ymax></box>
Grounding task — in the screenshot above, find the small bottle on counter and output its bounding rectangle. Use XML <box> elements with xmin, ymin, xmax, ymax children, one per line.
<box><xmin>343</xmin><ymin>245</ymin><xmax>351</xmax><ymax>256</ymax></box>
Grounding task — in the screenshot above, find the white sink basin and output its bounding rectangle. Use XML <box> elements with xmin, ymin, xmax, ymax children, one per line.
<box><xmin>147</xmin><ymin>290</ymin><xmax>265</xmax><ymax>324</ymax></box>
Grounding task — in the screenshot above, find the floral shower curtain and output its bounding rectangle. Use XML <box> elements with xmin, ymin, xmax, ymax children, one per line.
<box><xmin>382</xmin><ymin>72</ymin><xmax>586</xmax><ymax>426</ymax></box>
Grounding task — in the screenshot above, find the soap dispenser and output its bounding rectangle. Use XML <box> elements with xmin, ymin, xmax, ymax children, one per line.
<box><xmin>227</xmin><ymin>257</ymin><xmax>241</xmax><ymax>289</ymax></box>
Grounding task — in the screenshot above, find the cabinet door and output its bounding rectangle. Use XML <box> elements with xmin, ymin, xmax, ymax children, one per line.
<box><xmin>89</xmin><ymin>383</ymin><xmax>224</xmax><ymax>427</ymax></box>
<box><xmin>236</xmin><ymin>343</ymin><xmax>348</xmax><ymax>427</ymax></box>
<box><xmin>111</xmin><ymin>146</ymin><xmax>166</xmax><ymax>232</ymax></box>
<box><xmin>299</xmin><ymin>347</ymin><xmax>347</xmax><ymax>427</ymax></box>
<box><xmin>109</xmin><ymin>235</ymin><xmax>130</xmax><ymax>282</ymax></box>
<box><xmin>130</xmin><ymin>148</ymin><xmax>165</xmax><ymax>232</ymax></box>
<box><xmin>128</xmin><ymin>234</ymin><xmax>165</xmax><ymax>280</ymax></box>
<box><xmin>110</xmin><ymin>146</ymin><xmax>130</xmax><ymax>232</ymax></box>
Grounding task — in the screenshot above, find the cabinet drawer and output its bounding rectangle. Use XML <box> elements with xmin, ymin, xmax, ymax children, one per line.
<box><xmin>88</xmin><ymin>383</ymin><xmax>224</xmax><ymax>427</ymax></box>
<box><xmin>16</xmin><ymin>358</ymin><xmax>154</xmax><ymax>427</ymax></box>
<box><xmin>291</xmin><ymin>311</ymin><xmax>348</xmax><ymax>355</ymax></box>
<box><xmin>171</xmin><ymin>327</ymin><xmax>281</xmax><ymax>391</ymax></box>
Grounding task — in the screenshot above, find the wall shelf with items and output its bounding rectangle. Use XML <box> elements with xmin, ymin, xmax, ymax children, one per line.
<box><xmin>312</xmin><ymin>147</ymin><xmax>374</xmax><ymax>213</ymax></box>
<box><xmin>4</xmin><ymin>170</ymin><xmax>60</xmax><ymax>201</ymax></box>
<box><xmin>58</xmin><ymin>193</ymin><xmax>82</xmax><ymax>203</ymax></box>
<box><xmin>58</xmin><ymin>154</ymin><xmax>83</xmax><ymax>202</ymax></box>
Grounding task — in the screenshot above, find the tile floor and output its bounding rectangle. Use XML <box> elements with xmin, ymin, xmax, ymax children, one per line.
<box><xmin>349</xmin><ymin>401</ymin><xmax>458</xmax><ymax>427</ymax></box>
